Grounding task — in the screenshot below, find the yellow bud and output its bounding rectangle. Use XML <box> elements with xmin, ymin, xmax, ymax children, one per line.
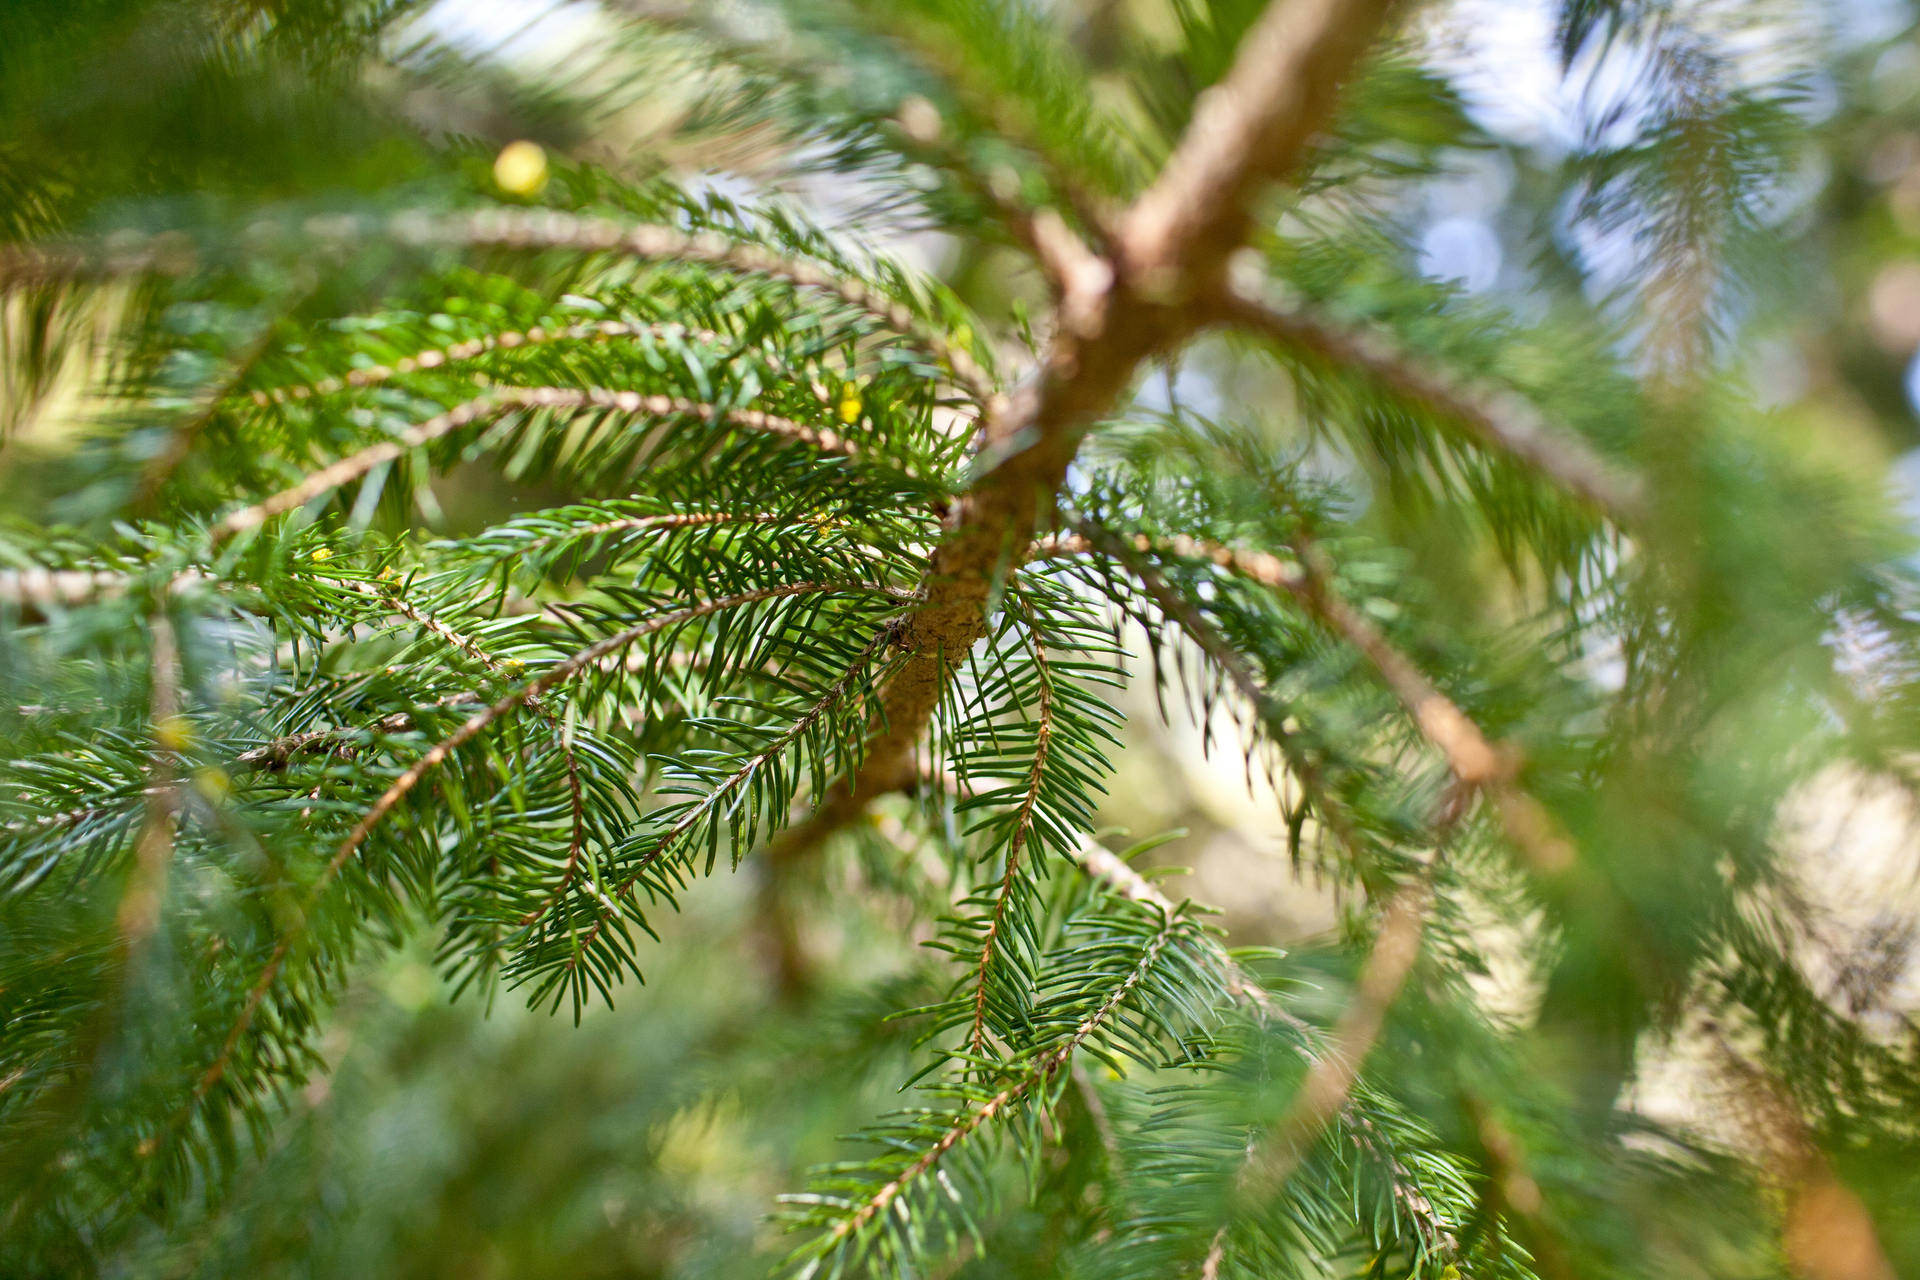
<box><xmin>493</xmin><ymin>141</ymin><xmax>549</xmax><ymax>196</ymax></box>
<box><xmin>838</xmin><ymin>392</ymin><xmax>862</xmax><ymax>424</ymax></box>
<box><xmin>154</xmin><ymin>714</ymin><xmax>194</xmax><ymax>752</ymax></box>
<box><xmin>310</xmin><ymin>547</ymin><xmax>331</xmax><ymax>562</ymax></box>
<box><xmin>501</xmin><ymin>658</ymin><xmax>527</xmax><ymax>676</ymax></box>
<box><xmin>193</xmin><ymin>767</ymin><xmax>231</xmax><ymax>800</ymax></box>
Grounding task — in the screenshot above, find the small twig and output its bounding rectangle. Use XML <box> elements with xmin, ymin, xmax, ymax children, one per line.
<box><xmin>1</xmin><ymin>217</ymin><xmax>996</xmax><ymax>406</ymax></box>
<box><xmin>1066</xmin><ymin>516</ymin><xmax>1368</xmax><ymax>868</ymax></box>
<box><xmin>1064</xmin><ymin>834</ymin><xmax>1307</xmax><ymax>1035</ymax></box>
<box><xmin>1110</xmin><ymin>526</ymin><xmax>1577</xmax><ymax>876</ymax></box>
<box><xmin>0</xmin><ymin>567</ymin><xmax>210</xmax><ymax>614</ymax></box>
<box><xmin>1200</xmin><ymin>1227</ymin><xmax>1230</xmax><ymax>1280</ymax></box>
<box><xmin>135</xmin><ymin>295</ymin><xmax>308</xmax><ymax>508</ymax></box>
<box><xmin>229</xmin><ymin>694</ymin><xmax>484</xmax><ymax>771</ymax></box>
<box><xmin>328</xmin><ymin>577</ymin><xmax>593</xmax><ymax>934</ymax></box>
<box><xmin>116</xmin><ymin>613</ymin><xmax>180</xmax><ymax>951</ymax></box>
<box><xmin>560</xmin><ymin>626</ymin><xmax>895</xmax><ymax>970</ymax></box>
<box><xmin>400</xmin><ymin>212</ymin><xmax>997</xmax><ymax>405</ymax></box>
<box><xmin>216</xmin><ymin>387</ymin><xmax>868</xmax><ymax>540</ymax></box>
<box><xmin>1219</xmin><ymin>289</ymin><xmax>1645</xmax><ymax>521</ymax></box>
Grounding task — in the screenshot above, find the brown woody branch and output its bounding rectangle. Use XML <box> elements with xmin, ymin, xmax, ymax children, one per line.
<box><xmin>769</xmin><ymin>0</ymin><xmax>1399</xmax><ymax>866</ymax></box>
<box><xmin>1235</xmin><ymin>884</ymin><xmax>1427</xmax><ymax>1206</ymax></box>
<box><xmin>967</xmin><ymin>596</ymin><xmax>1055</xmax><ymax>1055</ymax></box>
<box><xmin>1219</xmin><ymin>290</ymin><xmax>1646</xmax><ymax>521</ymax></box>
<box><xmin>116</xmin><ymin>614</ymin><xmax>180</xmax><ymax>952</ymax></box>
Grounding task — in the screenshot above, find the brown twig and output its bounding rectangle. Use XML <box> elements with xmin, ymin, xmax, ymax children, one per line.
<box><xmin>1064</xmin><ymin>834</ymin><xmax>1308</xmax><ymax>1036</ymax></box>
<box><xmin>1235</xmin><ymin>885</ymin><xmax>1428</xmax><ymax>1207</ymax></box>
<box><xmin>327</xmin><ymin>577</ymin><xmax>593</xmax><ymax>935</ymax></box>
<box><xmin>214</xmin><ymin>388</ymin><xmax>866</xmax><ymax>540</ymax></box>
<box><xmin>1712</xmin><ymin>1038</ymin><xmax>1898</xmax><ymax>1280</ymax></box>
<box><xmin>398</xmin><ymin>212</ymin><xmax>997</xmax><ymax>405</ymax></box>
<box><xmin>1067</xmin><ymin>516</ymin><xmax>1368</xmax><ymax>869</ymax></box>
<box><xmin>1219</xmin><ymin>290</ymin><xmax>1646</xmax><ymax>521</ymax></box>
<box><xmin>1127</xmin><ymin>529</ymin><xmax>1577</xmax><ymax>876</ymax></box>
<box><xmin>560</xmin><ymin>627</ymin><xmax>895</xmax><ymax>976</ymax></box>
<box><xmin>2</xmin><ymin>217</ymin><xmax>994</xmax><ymax>405</ymax></box>
<box><xmin>245</xmin><ymin>321</ymin><xmax>720</xmax><ymax>407</ymax></box>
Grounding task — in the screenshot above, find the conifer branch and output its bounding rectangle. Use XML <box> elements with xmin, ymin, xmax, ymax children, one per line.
<box><xmin>245</xmin><ymin>322</ymin><xmax>721</xmax><ymax>407</ymax></box>
<box><xmin>1235</xmin><ymin>885</ymin><xmax>1427</xmax><ymax>1207</ymax></box>
<box><xmin>1128</xmin><ymin>529</ymin><xmax>1577</xmax><ymax>876</ymax></box>
<box><xmin>1218</xmin><ymin>290</ymin><xmax>1647</xmax><ymax>520</ymax></box>
<box><xmin>816</xmin><ymin>909</ymin><xmax>1180</xmax><ymax>1253</ymax></box>
<box><xmin>330</xmin><ymin>576</ymin><xmax>592</xmax><ymax>934</ymax></box>
<box><xmin>0</xmin><ymin>568</ymin><xmax>209</xmax><ymax>613</ymax></box>
<box><xmin>187</xmin><ymin>581</ymin><xmax>856</xmax><ymax>1110</ymax></box>
<box><xmin>770</xmin><ymin>0</ymin><xmax>1395</xmax><ymax>863</ymax></box>
<box><xmin>1065</xmin><ymin>516</ymin><xmax>1368</xmax><ymax>866</ymax></box>
<box><xmin>0</xmin><ymin>234</ymin><xmax>200</xmax><ymax>289</ymax></box>
<box><xmin>228</xmin><ymin>694</ymin><xmax>485</xmax><ymax>772</ymax></box>
<box><xmin>215</xmin><ymin>388</ymin><xmax>867</xmax><ymax>539</ymax></box>
<box><xmin>135</xmin><ymin>315</ymin><xmax>296</xmax><ymax>510</ymax></box>
<box><xmin>966</xmin><ymin>593</ymin><xmax>1055</xmax><ymax>1057</ymax></box>
<box><xmin>558</xmin><ymin>626</ymin><xmax>895</xmax><ymax>969</ymax></box>
<box><xmin>401</xmin><ymin>212</ymin><xmax>997</xmax><ymax>404</ymax></box>
<box><xmin>1</xmin><ymin>218</ymin><xmax>993</xmax><ymax>404</ymax></box>
<box><xmin>1065</xmin><ymin>834</ymin><xmax>1303</xmax><ymax>1032</ymax></box>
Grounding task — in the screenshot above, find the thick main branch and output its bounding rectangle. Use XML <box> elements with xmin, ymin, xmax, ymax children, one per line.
<box><xmin>771</xmin><ymin>0</ymin><xmax>1400</xmax><ymax>861</ymax></box>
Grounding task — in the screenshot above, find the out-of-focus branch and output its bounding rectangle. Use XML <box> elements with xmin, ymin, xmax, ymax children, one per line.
<box><xmin>117</xmin><ymin>613</ymin><xmax>180</xmax><ymax>952</ymax></box>
<box><xmin>1066</xmin><ymin>516</ymin><xmax>1367</xmax><ymax>865</ymax></box>
<box><xmin>1119</xmin><ymin>0</ymin><xmax>1398</xmax><ymax>284</ymax></box>
<box><xmin>1232</xmin><ymin>884</ymin><xmax>1429</xmax><ymax>1214</ymax></box>
<box><xmin>1713</xmin><ymin>1040</ymin><xmax>1897</xmax><ymax>1280</ymax></box>
<box><xmin>1121</xmin><ymin>528</ymin><xmax>1575</xmax><ymax>875</ymax></box>
<box><xmin>2</xmin><ymin>218</ymin><xmax>995</xmax><ymax>404</ymax></box>
<box><xmin>1219</xmin><ymin>290</ymin><xmax>1646</xmax><ymax>521</ymax></box>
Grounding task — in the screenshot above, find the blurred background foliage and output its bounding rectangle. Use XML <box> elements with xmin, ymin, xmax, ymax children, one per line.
<box><xmin>4</xmin><ymin>0</ymin><xmax>1920</xmax><ymax>1276</ymax></box>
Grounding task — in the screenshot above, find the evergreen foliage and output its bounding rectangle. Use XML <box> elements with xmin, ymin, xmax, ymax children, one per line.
<box><xmin>1</xmin><ymin>0</ymin><xmax>1917</xmax><ymax>1276</ymax></box>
